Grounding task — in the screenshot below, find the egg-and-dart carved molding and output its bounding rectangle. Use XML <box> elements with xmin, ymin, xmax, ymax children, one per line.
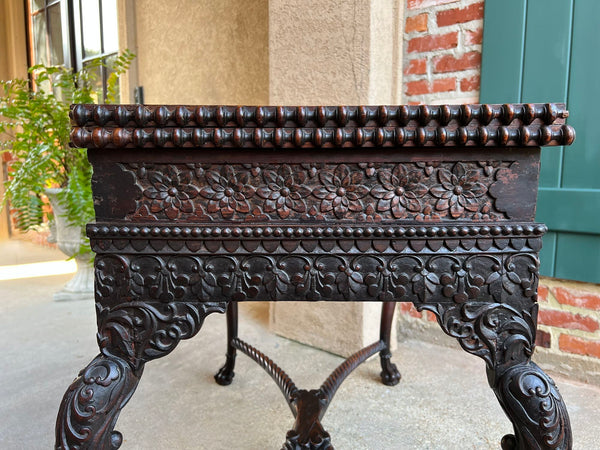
<box><xmin>102</xmin><ymin>161</ymin><xmax>538</xmax><ymax>223</ymax></box>
<box><xmin>70</xmin><ymin>103</ymin><xmax>569</xmax><ymax>129</ymax></box>
<box><xmin>94</xmin><ymin>252</ymin><xmax>539</xmax><ymax>306</ymax></box>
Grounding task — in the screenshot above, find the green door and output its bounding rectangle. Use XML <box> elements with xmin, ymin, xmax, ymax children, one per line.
<box><xmin>480</xmin><ymin>0</ymin><xmax>600</xmax><ymax>283</ymax></box>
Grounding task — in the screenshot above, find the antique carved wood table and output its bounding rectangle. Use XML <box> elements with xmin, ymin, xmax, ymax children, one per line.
<box><xmin>57</xmin><ymin>103</ymin><xmax>574</xmax><ymax>449</ymax></box>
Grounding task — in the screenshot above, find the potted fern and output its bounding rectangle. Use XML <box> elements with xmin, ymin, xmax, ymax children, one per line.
<box><xmin>0</xmin><ymin>51</ymin><xmax>134</xmax><ymax>300</ymax></box>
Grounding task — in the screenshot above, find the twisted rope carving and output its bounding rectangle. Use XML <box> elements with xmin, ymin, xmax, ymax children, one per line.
<box><xmin>320</xmin><ymin>340</ymin><xmax>385</xmax><ymax>401</ymax></box>
<box><xmin>232</xmin><ymin>337</ymin><xmax>298</xmax><ymax>409</ymax></box>
<box><xmin>232</xmin><ymin>337</ymin><xmax>387</xmax><ymax>415</ymax></box>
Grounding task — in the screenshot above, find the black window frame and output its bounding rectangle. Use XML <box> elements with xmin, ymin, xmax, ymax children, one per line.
<box><xmin>26</xmin><ymin>0</ymin><xmax>120</xmax><ymax>102</ymax></box>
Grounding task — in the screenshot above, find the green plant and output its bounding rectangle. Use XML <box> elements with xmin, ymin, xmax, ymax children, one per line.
<box><xmin>0</xmin><ymin>50</ymin><xmax>134</xmax><ymax>256</ymax></box>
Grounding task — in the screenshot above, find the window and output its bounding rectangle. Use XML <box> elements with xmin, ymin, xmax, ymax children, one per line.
<box><xmin>29</xmin><ymin>0</ymin><xmax>72</xmax><ymax>67</ymax></box>
<box><xmin>27</xmin><ymin>0</ymin><xmax>120</xmax><ymax>102</ymax></box>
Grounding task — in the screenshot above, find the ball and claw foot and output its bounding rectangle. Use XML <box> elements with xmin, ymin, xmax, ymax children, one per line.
<box><xmin>501</xmin><ymin>434</ymin><xmax>518</xmax><ymax>450</ymax></box>
<box><xmin>214</xmin><ymin>355</ymin><xmax>236</xmax><ymax>386</ymax></box>
<box><xmin>282</xmin><ymin>429</ymin><xmax>333</xmax><ymax>450</ymax></box>
<box><xmin>380</xmin><ymin>353</ymin><xmax>401</xmax><ymax>386</ymax></box>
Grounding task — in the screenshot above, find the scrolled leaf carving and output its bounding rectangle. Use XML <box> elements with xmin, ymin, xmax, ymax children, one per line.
<box><xmin>55</xmin><ymin>354</ymin><xmax>140</xmax><ymax>450</ymax></box>
<box><xmin>426</xmin><ymin>254</ymin><xmax>504</xmax><ymax>303</ymax></box>
<box><xmin>94</xmin><ymin>252</ymin><xmax>538</xmax><ymax>305</ymax></box>
<box><xmin>95</xmin><ymin>255</ymin><xmax>131</xmax><ymax>306</ymax></box>
<box><xmin>502</xmin><ymin>253</ymin><xmax>539</xmax><ymax>298</ymax></box>
<box><xmin>495</xmin><ymin>363</ymin><xmax>572</xmax><ymax>450</ymax></box>
<box><xmin>96</xmin><ymin>301</ymin><xmax>226</xmax><ymax>368</ymax></box>
<box><xmin>421</xmin><ymin>300</ymin><xmax>572</xmax><ymax>449</ymax></box>
<box><xmin>420</xmin><ymin>302</ymin><xmax>536</xmax><ymax>370</ymax></box>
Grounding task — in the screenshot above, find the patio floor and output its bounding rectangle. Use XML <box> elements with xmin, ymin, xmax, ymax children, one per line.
<box><xmin>1</xmin><ymin>239</ymin><xmax>599</xmax><ymax>449</ymax></box>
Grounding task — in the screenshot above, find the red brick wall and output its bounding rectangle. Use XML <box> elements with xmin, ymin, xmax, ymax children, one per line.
<box><xmin>537</xmin><ymin>280</ymin><xmax>600</xmax><ymax>361</ymax></box>
<box><xmin>399</xmin><ymin>0</ymin><xmax>600</xmax><ymax>383</ymax></box>
<box><xmin>403</xmin><ymin>0</ymin><xmax>483</xmax><ymax>105</ymax></box>
<box><xmin>399</xmin><ymin>277</ymin><xmax>600</xmax><ymax>384</ymax></box>
<box><xmin>400</xmin><ymin>0</ymin><xmax>485</xmax><ymax>329</ymax></box>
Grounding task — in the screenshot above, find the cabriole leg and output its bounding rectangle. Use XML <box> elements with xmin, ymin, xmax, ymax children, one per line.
<box><xmin>492</xmin><ymin>362</ymin><xmax>572</xmax><ymax>450</ymax></box>
<box><xmin>421</xmin><ymin>301</ymin><xmax>572</xmax><ymax>450</ymax></box>
<box><xmin>379</xmin><ymin>301</ymin><xmax>401</xmax><ymax>386</ymax></box>
<box><xmin>55</xmin><ymin>354</ymin><xmax>141</xmax><ymax>450</ymax></box>
<box><xmin>55</xmin><ymin>300</ymin><xmax>226</xmax><ymax>449</ymax></box>
<box><xmin>215</xmin><ymin>301</ymin><xmax>239</xmax><ymax>385</ymax></box>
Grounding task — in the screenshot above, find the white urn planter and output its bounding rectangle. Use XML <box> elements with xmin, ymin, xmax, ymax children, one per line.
<box><xmin>45</xmin><ymin>188</ymin><xmax>94</xmax><ymax>301</ymax></box>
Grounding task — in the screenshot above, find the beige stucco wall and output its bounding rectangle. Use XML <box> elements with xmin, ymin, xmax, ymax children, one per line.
<box><xmin>119</xmin><ymin>0</ymin><xmax>269</xmax><ymax>105</ymax></box>
<box><xmin>0</xmin><ymin>0</ymin><xmax>29</xmax><ymax>240</ymax></box>
<box><xmin>118</xmin><ymin>0</ymin><xmax>404</xmax><ymax>357</ymax></box>
<box><xmin>268</xmin><ymin>0</ymin><xmax>403</xmax><ymax>356</ymax></box>
<box><xmin>269</xmin><ymin>0</ymin><xmax>402</xmax><ymax>106</ymax></box>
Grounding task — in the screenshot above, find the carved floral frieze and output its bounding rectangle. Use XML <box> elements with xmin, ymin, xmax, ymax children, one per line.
<box><xmin>122</xmin><ymin>161</ymin><xmax>517</xmax><ymax>222</ymax></box>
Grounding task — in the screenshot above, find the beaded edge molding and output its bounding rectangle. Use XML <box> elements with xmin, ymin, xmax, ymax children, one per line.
<box><xmin>87</xmin><ymin>222</ymin><xmax>547</xmax><ymax>239</ymax></box>
<box><xmin>70</xmin><ymin>103</ymin><xmax>574</xmax><ymax>149</ymax></box>
<box><xmin>71</xmin><ymin>103</ymin><xmax>568</xmax><ymax>128</ymax></box>
<box><xmin>71</xmin><ymin>124</ymin><xmax>574</xmax><ymax>149</ymax></box>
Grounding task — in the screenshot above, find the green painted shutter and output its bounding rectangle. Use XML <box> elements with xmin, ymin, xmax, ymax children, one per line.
<box><xmin>480</xmin><ymin>0</ymin><xmax>600</xmax><ymax>283</ymax></box>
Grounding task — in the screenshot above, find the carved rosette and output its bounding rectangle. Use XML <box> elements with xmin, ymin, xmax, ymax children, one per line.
<box><xmin>119</xmin><ymin>161</ymin><xmax>524</xmax><ymax>223</ymax></box>
<box><xmin>143</xmin><ymin>165</ymin><xmax>200</xmax><ymax>220</ymax></box>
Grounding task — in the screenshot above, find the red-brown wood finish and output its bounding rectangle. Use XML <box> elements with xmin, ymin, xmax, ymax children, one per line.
<box><xmin>55</xmin><ymin>103</ymin><xmax>574</xmax><ymax>450</ymax></box>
